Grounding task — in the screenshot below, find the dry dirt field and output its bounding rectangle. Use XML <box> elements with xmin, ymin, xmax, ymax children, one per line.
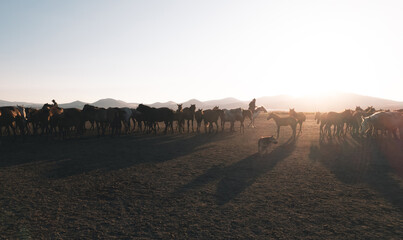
<box><xmin>0</xmin><ymin>113</ymin><xmax>402</xmax><ymax>239</ymax></box>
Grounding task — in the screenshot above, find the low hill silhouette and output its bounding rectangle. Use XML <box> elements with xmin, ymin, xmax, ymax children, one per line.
<box><xmin>1</xmin><ymin>93</ymin><xmax>402</xmax><ymax>111</ymax></box>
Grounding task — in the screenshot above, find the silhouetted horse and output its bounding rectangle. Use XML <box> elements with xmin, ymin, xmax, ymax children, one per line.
<box><xmin>131</xmin><ymin>108</ymin><xmax>144</xmax><ymax>133</ymax></box>
<box><xmin>137</xmin><ymin>104</ymin><xmax>174</xmax><ymax>134</ymax></box>
<box><xmin>242</xmin><ymin>109</ymin><xmax>252</xmax><ymax>128</ymax></box>
<box><xmin>42</xmin><ymin>103</ymin><xmax>64</xmax><ymax>135</ymax></box>
<box><xmin>289</xmin><ymin>108</ymin><xmax>306</xmax><ymax>133</ymax></box>
<box><xmin>195</xmin><ymin>109</ymin><xmax>203</xmax><ymax>133</ymax></box>
<box><xmin>356</xmin><ymin>106</ymin><xmax>376</xmax><ymax>117</ymax></box>
<box><xmin>267</xmin><ymin>112</ymin><xmax>297</xmax><ymax>139</ymax></box>
<box><xmin>82</xmin><ymin>104</ymin><xmax>108</xmax><ymax>136</ymax></box>
<box><xmin>106</xmin><ymin>108</ymin><xmax>124</xmax><ymax>136</ymax></box>
<box><xmin>202</xmin><ymin>108</ymin><xmax>223</xmax><ymax>134</ymax></box>
<box><xmin>315</xmin><ymin>112</ymin><xmax>328</xmax><ymax>137</ymax></box>
<box><xmin>182</xmin><ymin>104</ymin><xmax>196</xmax><ymax>132</ymax></box>
<box><xmin>58</xmin><ymin>108</ymin><xmax>84</xmax><ymax>139</ymax></box>
<box><xmin>119</xmin><ymin>107</ymin><xmax>133</xmax><ymax>134</ymax></box>
<box><xmin>173</xmin><ymin>104</ymin><xmax>184</xmax><ymax>133</ymax></box>
<box><xmin>340</xmin><ymin>109</ymin><xmax>354</xmax><ymax>135</ymax></box>
<box><xmin>0</xmin><ymin>106</ymin><xmax>26</xmax><ymax>136</ymax></box>
<box><xmin>325</xmin><ymin>112</ymin><xmax>344</xmax><ymax>137</ymax></box>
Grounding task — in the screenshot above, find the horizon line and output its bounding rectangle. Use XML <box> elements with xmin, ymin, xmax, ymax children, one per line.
<box><xmin>1</xmin><ymin>92</ymin><xmax>403</xmax><ymax>105</ymax></box>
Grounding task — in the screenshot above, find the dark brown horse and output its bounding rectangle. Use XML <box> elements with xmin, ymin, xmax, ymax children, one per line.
<box><xmin>195</xmin><ymin>109</ymin><xmax>203</xmax><ymax>133</ymax></box>
<box><xmin>0</xmin><ymin>106</ymin><xmax>26</xmax><ymax>136</ymax></box>
<box><xmin>182</xmin><ymin>104</ymin><xmax>196</xmax><ymax>132</ymax></box>
<box><xmin>131</xmin><ymin>108</ymin><xmax>144</xmax><ymax>133</ymax></box>
<box><xmin>58</xmin><ymin>108</ymin><xmax>84</xmax><ymax>138</ymax></box>
<box><xmin>42</xmin><ymin>103</ymin><xmax>64</xmax><ymax>135</ymax></box>
<box><xmin>174</xmin><ymin>104</ymin><xmax>184</xmax><ymax>133</ymax></box>
<box><xmin>136</xmin><ymin>104</ymin><xmax>175</xmax><ymax>134</ymax></box>
<box><xmin>106</xmin><ymin>107</ymin><xmax>125</xmax><ymax>136</ymax></box>
<box><xmin>82</xmin><ymin>104</ymin><xmax>108</xmax><ymax>136</ymax></box>
<box><xmin>202</xmin><ymin>108</ymin><xmax>223</xmax><ymax>133</ymax></box>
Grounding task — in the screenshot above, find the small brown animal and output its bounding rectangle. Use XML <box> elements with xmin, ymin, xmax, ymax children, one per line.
<box><xmin>258</xmin><ymin>136</ymin><xmax>278</xmax><ymax>155</ymax></box>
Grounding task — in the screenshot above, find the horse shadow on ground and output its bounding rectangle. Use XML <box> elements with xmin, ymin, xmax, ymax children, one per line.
<box><xmin>0</xmin><ymin>132</ymin><xmax>234</xmax><ymax>179</ymax></box>
<box><xmin>309</xmin><ymin>136</ymin><xmax>403</xmax><ymax>211</ymax></box>
<box><xmin>174</xmin><ymin>137</ymin><xmax>297</xmax><ymax>205</ymax></box>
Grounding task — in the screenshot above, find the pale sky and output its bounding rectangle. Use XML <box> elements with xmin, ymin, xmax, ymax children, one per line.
<box><xmin>1</xmin><ymin>0</ymin><xmax>402</xmax><ymax>104</ymax></box>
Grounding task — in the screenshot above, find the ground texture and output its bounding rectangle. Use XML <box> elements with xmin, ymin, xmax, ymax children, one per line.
<box><xmin>0</xmin><ymin>113</ymin><xmax>402</xmax><ymax>239</ymax></box>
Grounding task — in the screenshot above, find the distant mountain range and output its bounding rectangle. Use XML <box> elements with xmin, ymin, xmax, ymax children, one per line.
<box><xmin>1</xmin><ymin>93</ymin><xmax>402</xmax><ymax>112</ymax></box>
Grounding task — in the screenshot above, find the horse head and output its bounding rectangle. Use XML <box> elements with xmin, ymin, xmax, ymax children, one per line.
<box><xmin>360</xmin><ymin>116</ymin><xmax>372</xmax><ymax>134</ymax></box>
<box><xmin>257</xmin><ymin>106</ymin><xmax>267</xmax><ymax>113</ymax></box>
<box><xmin>267</xmin><ymin>112</ymin><xmax>275</xmax><ymax>120</ymax></box>
<box><xmin>176</xmin><ymin>104</ymin><xmax>183</xmax><ymax>112</ymax></box>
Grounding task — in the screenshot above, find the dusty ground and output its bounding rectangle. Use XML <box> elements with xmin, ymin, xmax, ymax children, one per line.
<box><xmin>0</xmin><ymin>113</ymin><xmax>402</xmax><ymax>239</ymax></box>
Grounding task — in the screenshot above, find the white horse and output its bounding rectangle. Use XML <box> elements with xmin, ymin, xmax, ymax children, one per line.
<box><xmin>248</xmin><ymin>106</ymin><xmax>267</xmax><ymax>128</ymax></box>
<box><xmin>361</xmin><ymin>111</ymin><xmax>403</xmax><ymax>138</ymax></box>
<box><xmin>222</xmin><ymin>108</ymin><xmax>245</xmax><ymax>133</ymax></box>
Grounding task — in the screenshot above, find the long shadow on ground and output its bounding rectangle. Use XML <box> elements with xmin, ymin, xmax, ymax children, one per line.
<box><xmin>309</xmin><ymin>136</ymin><xmax>403</xmax><ymax>212</ymax></box>
<box><xmin>0</xmin><ymin>133</ymin><xmax>234</xmax><ymax>178</ymax></box>
<box><xmin>174</xmin><ymin>137</ymin><xmax>297</xmax><ymax>205</ymax></box>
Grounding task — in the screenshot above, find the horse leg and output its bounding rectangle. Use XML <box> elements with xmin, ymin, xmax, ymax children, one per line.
<box><xmin>131</xmin><ymin>119</ymin><xmax>135</xmax><ymax>133</ymax></box>
<box><xmin>181</xmin><ymin>119</ymin><xmax>185</xmax><ymax>133</ymax></box>
<box><xmin>125</xmin><ymin>120</ymin><xmax>130</xmax><ymax>134</ymax></box>
<box><xmin>96</xmin><ymin>122</ymin><xmax>101</xmax><ymax>136</ymax></box>
<box><xmin>240</xmin><ymin>121</ymin><xmax>244</xmax><ymax>134</ymax></box>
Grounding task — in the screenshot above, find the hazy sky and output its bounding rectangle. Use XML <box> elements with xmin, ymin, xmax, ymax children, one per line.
<box><xmin>1</xmin><ymin>0</ymin><xmax>402</xmax><ymax>104</ymax></box>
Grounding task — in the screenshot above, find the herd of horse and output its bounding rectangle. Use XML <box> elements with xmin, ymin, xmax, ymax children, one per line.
<box><xmin>0</xmin><ymin>101</ymin><xmax>402</xmax><ymax>140</ymax></box>
<box><xmin>0</xmin><ymin>101</ymin><xmax>268</xmax><ymax>139</ymax></box>
<box><xmin>314</xmin><ymin>106</ymin><xmax>403</xmax><ymax>140</ymax></box>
